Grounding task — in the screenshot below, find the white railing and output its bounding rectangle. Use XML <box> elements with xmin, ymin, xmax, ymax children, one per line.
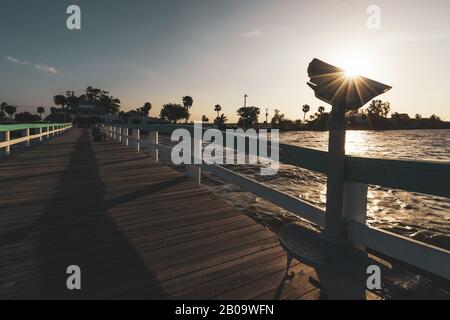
<box><xmin>0</xmin><ymin>123</ymin><xmax>72</xmax><ymax>155</ymax></box>
<box><xmin>104</xmin><ymin>125</ymin><xmax>450</xmax><ymax>280</ymax></box>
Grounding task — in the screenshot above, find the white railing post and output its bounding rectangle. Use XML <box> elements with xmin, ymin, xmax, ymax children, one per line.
<box><xmin>186</xmin><ymin>136</ymin><xmax>201</xmax><ymax>185</ymax></box>
<box><xmin>125</xmin><ymin>128</ymin><xmax>129</xmax><ymax>146</ymax></box>
<box><xmin>343</xmin><ymin>181</ymin><xmax>368</xmax><ymax>224</ymax></box>
<box><xmin>135</xmin><ymin>128</ymin><xmax>140</xmax><ymax>152</ymax></box>
<box><xmin>148</xmin><ymin>131</ymin><xmax>159</xmax><ymax>162</ymax></box>
<box><xmin>343</xmin><ymin>181</ymin><xmax>368</xmax><ymax>250</ymax></box>
<box><xmin>118</xmin><ymin>127</ymin><xmax>122</xmax><ymax>143</ymax></box>
<box><xmin>39</xmin><ymin>127</ymin><xmax>43</xmax><ymax>141</ymax></box>
<box><xmin>25</xmin><ymin>128</ymin><xmax>30</xmax><ymax>147</ymax></box>
<box><xmin>186</xmin><ymin>164</ymin><xmax>201</xmax><ymax>185</ymax></box>
<box><xmin>5</xmin><ymin>131</ymin><xmax>10</xmax><ymax>155</ymax></box>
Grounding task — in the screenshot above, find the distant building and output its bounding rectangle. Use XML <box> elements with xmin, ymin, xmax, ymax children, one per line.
<box><xmin>124</xmin><ymin>110</ymin><xmax>162</xmax><ymax>124</ymax></box>
<box><xmin>69</xmin><ymin>104</ymin><xmax>105</xmax><ymax>118</ymax></box>
<box><xmin>346</xmin><ymin>110</ymin><xmax>368</xmax><ymax>126</ymax></box>
<box><xmin>392</xmin><ymin>113</ymin><xmax>410</xmax><ymax>121</ymax></box>
<box><xmin>68</xmin><ymin>103</ymin><xmax>119</xmax><ymax>126</ymax></box>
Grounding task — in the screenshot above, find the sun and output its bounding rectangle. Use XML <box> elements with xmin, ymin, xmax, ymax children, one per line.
<box><xmin>336</xmin><ymin>53</ymin><xmax>373</xmax><ymax>79</ymax></box>
<box><xmin>344</xmin><ymin>65</ymin><xmax>360</xmax><ymax>78</ymax></box>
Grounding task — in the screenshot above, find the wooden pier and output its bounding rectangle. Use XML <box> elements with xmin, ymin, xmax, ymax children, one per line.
<box><xmin>1</xmin><ymin>128</ymin><xmax>359</xmax><ymax>300</ymax></box>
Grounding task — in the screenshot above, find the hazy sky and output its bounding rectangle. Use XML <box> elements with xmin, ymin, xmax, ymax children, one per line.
<box><xmin>1</xmin><ymin>0</ymin><xmax>449</xmax><ymax>121</ymax></box>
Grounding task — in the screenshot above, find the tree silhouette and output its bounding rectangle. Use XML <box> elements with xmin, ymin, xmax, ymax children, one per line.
<box><xmin>15</xmin><ymin>112</ymin><xmax>40</xmax><ymax>123</ymax></box>
<box><xmin>271</xmin><ymin>109</ymin><xmax>285</xmax><ymax>126</ymax></box>
<box><xmin>53</xmin><ymin>95</ymin><xmax>66</xmax><ymax>110</ymax></box>
<box><xmin>37</xmin><ymin>107</ymin><xmax>45</xmax><ymax>120</ymax></box>
<box><xmin>214</xmin><ymin>114</ymin><xmax>228</xmax><ymax>130</ymax></box>
<box><xmin>366</xmin><ymin>100</ymin><xmax>390</xmax><ymax>118</ymax></box>
<box><xmin>201</xmin><ymin>115</ymin><xmax>209</xmax><ymax>124</ymax></box>
<box><xmin>182</xmin><ymin>96</ymin><xmax>193</xmax><ymax>124</ymax></box>
<box><xmin>302</xmin><ymin>104</ymin><xmax>310</xmax><ymax>121</ymax></box>
<box><xmin>142</xmin><ymin>102</ymin><xmax>152</xmax><ymax>116</ymax></box>
<box><xmin>4</xmin><ymin>105</ymin><xmax>17</xmax><ymax>119</ymax></box>
<box><xmin>160</xmin><ymin>103</ymin><xmax>188</xmax><ymax>124</ymax></box>
<box><xmin>136</xmin><ymin>102</ymin><xmax>152</xmax><ymax>123</ymax></box>
<box><xmin>318</xmin><ymin>106</ymin><xmax>325</xmax><ymax>114</ymax></box>
<box><xmin>0</xmin><ymin>102</ymin><xmax>7</xmax><ymax>120</ymax></box>
<box><xmin>429</xmin><ymin>114</ymin><xmax>441</xmax><ymax>121</ymax></box>
<box><xmin>237</xmin><ymin>106</ymin><xmax>260</xmax><ymax>128</ymax></box>
<box><xmin>214</xmin><ymin>104</ymin><xmax>221</xmax><ymax>118</ymax></box>
<box><xmin>82</xmin><ymin>87</ymin><xmax>121</xmax><ymax>115</ymax></box>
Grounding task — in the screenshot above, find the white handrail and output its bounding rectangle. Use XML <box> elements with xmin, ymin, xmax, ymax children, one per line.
<box><xmin>104</xmin><ymin>125</ymin><xmax>450</xmax><ymax>280</ymax></box>
<box><xmin>0</xmin><ymin>124</ymin><xmax>72</xmax><ymax>155</ymax></box>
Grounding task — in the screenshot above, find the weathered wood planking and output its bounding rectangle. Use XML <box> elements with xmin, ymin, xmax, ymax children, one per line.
<box><xmin>0</xmin><ymin>129</ymin><xmax>373</xmax><ymax>300</ymax></box>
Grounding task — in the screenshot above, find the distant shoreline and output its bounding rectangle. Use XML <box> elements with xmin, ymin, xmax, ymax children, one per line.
<box><xmin>266</xmin><ymin>118</ymin><xmax>450</xmax><ymax>132</ymax></box>
<box><xmin>278</xmin><ymin>126</ymin><xmax>450</xmax><ymax>132</ymax></box>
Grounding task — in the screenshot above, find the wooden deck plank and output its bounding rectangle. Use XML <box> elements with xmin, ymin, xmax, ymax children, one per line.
<box><xmin>0</xmin><ymin>128</ymin><xmax>330</xmax><ymax>299</ymax></box>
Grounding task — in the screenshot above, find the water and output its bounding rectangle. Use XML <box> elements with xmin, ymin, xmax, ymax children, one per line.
<box><xmin>194</xmin><ymin>129</ymin><xmax>450</xmax><ymax>250</ymax></box>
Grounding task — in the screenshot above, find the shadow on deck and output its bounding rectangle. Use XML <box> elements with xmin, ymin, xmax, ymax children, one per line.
<box><xmin>0</xmin><ymin>128</ymin><xmax>376</xmax><ymax>299</ymax></box>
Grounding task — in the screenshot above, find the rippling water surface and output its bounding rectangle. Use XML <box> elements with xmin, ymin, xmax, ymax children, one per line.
<box><xmin>196</xmin><ymin>129</ymin><xmax>450</xmax><ymax>250</ymax></box>
<box><xmin>160</xmin><ymin>129</ymin><xmax>449</xmax><ymax>250</ymax></box>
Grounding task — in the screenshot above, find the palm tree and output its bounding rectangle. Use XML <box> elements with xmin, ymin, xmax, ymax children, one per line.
<box><xmin>214</xmin><ymin>104</ymin><xmax>221</xmax><ymax>118</ymax></box>
<box><xmin>182</xmin><ymin>96</ymin><xmax>193</xmax><ymax>123</ymax></box>
<box><xmin>318</xmin><ymin>106</ymin><xmax>325</xmax><ymax>114</ymax></box>
<box><xmin>1</xmin><ymin>102</ymin><xmax>7</xmax><ymax>113</ymax></box>
<box><xmin>142</xmin><ymin>102</ymin><xmax>152</xmax><ymax>116</ymax></box>
<box><xmin>37</xmin><ymin>107</ymin><xmax>45</xmax><ymax>120</ymax></box>
<box><xmin>0</xmin><ymin>102</ymin><xmax>6</xmax><ymax>120</ymax></box>
<box><xmin>214</xmin><ymin>113</ymin><xmax>228</xmax><ymax>130</ymax></box>
<box><xmin>4</xmin><ymin>105</ymin><xmax>17</xmax><ymax>119</ymax></box>
<box><xmin>137</xmin><ymin>102</ymin><xmax>152</xmax><ymax>123</ymax></box>
<box><xmin>302</xmin><ymin>104</ymin><xmax>310</xmax><ymax>121</ymax></box>
<box><xmin>201</xmin><ymin>115</ymin><xmax>209</xmax><ymax>125</ymax></box>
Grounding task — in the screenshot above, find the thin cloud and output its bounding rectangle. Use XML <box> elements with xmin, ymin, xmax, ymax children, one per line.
<box><xmin>34</xmin><ymin>63</ymin><xmax>58</xmax><ymax>74</ymax></box>
<box><xmin>6</xmin><ymin>56</ymin><xmax>30</xmax><ymax>65</ymax></box>
<box><xmin>5</xmin><ymin>55</ymin><xmax>58</xmax><ymax>74</ymax></box>
<box><xmin>238</xmin><ymin>30</ymin><xmax>263</xmax><ymax>38</ymax></box>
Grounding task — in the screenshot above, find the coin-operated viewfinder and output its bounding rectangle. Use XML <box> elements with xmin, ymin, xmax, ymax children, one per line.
<box><xmin>307</xmin><ymin>58</ymin><xmax>391</xmax><ymax>111</ymax></box>
<box><xmin>307</xmin><ymin>58</ymin><xmax>391</xmax><ymax>239</ymax></box>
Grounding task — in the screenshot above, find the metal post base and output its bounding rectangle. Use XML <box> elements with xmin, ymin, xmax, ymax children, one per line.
<box><xmin>279</xmin><ymin>223</ymin><xmax>369</xmax><ymax>274</ymax></box>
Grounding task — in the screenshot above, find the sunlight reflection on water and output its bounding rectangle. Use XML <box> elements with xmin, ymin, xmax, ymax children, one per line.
<box><xmin>200</xmin><ymin>129</ymin><xmax>450</xmax><ymax>250</ymax></box>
